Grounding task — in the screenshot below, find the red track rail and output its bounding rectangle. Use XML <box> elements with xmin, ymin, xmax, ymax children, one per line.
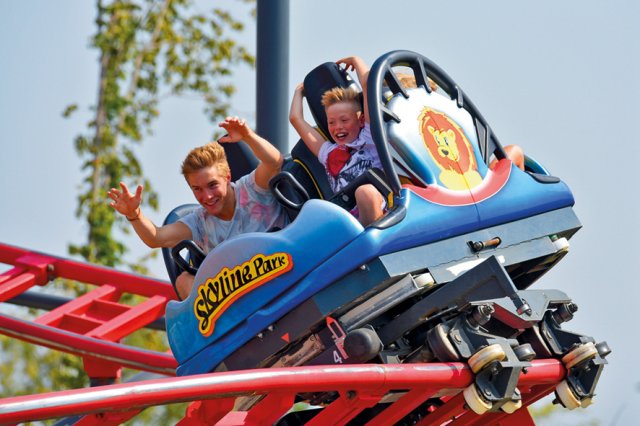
<box><xmin>0</xmin><ymin>314</ymin><xmax>176</xmax><ymax>374</ymax></box>
<box><xmin>0</xmin><ymin>242</ymin><xmax>178</xmax><ymax>377</ymax></box>
<box><xmin>0</xmin><ymin>243</ymin><xmax>175</xmax><ymax>299</ymax></box>
<box><xmin>0</xmin><ymin>360</ymin><xmax>565</xmax><ymax>425</ymax></box>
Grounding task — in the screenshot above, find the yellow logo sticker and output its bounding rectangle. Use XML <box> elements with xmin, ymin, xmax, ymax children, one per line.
<box><xmin>194</xmin><ymin>252</ymin><xmax>293</xmax><ymax>337</ymax></box>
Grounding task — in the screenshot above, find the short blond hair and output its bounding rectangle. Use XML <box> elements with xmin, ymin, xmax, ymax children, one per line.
<box><xmin>395</xmin><ymin>72</ymin><xmax>438</xmax><ymax>92</ymax></box>
<box><xmin>181</xmin><ymin>142</ymin><xmax>230</xmax><ymax>178</ymax></box>
<box><xmin>396</xmin><ymin>73</ymin><xmax>417</xmax><ymax>88</ymax></box>
<box><xmin>321</xmin><ymin>86</ymin><xmax>362</xmax><ymax>111</ymax></box>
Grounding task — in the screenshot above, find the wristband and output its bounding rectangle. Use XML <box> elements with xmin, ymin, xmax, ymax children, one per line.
<box><xmin>126</xmin><ymin>208</ymin><xmax>141</xmax><ymax>221</ymax></box>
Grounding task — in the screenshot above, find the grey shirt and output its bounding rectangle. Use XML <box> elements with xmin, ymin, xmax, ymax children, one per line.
<box><xmin>179</xmin><ymin>170</ymin><xmax>288</xmax><ymax>253</ymax></box>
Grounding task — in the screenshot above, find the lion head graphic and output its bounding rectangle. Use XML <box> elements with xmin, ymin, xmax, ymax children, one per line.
<box><xmin>418</xmin><ymin>107</ymin><xmax>482</xmax><ymax>190</ymax></box>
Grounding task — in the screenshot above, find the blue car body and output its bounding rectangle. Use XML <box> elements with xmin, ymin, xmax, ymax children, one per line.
<box><xmin>165</xmin><ymin>51</ymin><xmax>580</xmax><ymax>376</ymax></box>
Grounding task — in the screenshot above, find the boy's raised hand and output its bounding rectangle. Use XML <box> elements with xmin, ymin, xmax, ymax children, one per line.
<box><xmin>336</xmin><ymin>56</ymin><xmax>364</xmax><ymax>73</ymax></box>
<box><xmin>336</xmin><ymin>56</ymin><xmax>370</xmax><ymax>122</ymax></box>
<box><xmin>218</xmin><ymin>116</ymin><xmax>251</xmax><ymax>143</ymax></box>
<box><xmin>108</xmin><ymin>182</ymin><xmax>143</xmax><ymax>219</ymax></box>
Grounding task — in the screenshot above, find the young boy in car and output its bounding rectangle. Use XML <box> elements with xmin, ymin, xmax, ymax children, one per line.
<box><xmin>289</xmin><ymin>56</ymin><xmax>385</xmax><ymax>226</ymax></box>
<box><xmin>108</xmin><ymin>116</ymin><xmax>288</xmax><ymax>299</ymax></box>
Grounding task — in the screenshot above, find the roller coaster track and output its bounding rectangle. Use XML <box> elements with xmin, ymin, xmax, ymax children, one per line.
<box><xmin>0</xmin><ymin>243</ymin><xmax>564</xmax><ymax>424</ymax></box>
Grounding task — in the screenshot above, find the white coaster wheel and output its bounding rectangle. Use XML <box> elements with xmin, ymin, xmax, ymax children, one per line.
<box><xmin>500</xmin><ymin>398</ymin><xmax>523</xmax><ymax>414</ymax></box>
<box><xmin>463</xmin><ymin>384</ymin><xmax>492</xmax><ymax>414</ymax></box>
<box><xmin>555</xmin><ymin>380</ymin><xmax>582</xmax><ymax>410</ymax></box>
<box><xmin>562</xmin><ymin>342</ymin><xmax>597</xmax><ymax>369</ymax></box>
<box><xmin>468</xmin><ymin>344</ymin><xmax>506</xmax><ymax>373</ymax></box>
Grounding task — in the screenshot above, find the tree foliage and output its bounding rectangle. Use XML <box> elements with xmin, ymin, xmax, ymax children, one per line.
<box><xmin>66</xmin><ymin>0</ymin><xmax>254</xmax><ymax>269</ymax></box>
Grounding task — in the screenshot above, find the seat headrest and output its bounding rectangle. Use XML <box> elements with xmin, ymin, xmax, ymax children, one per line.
<box><xmin>303</xmin><ymin>62</ymin><xmax>360</xmax><ymax>143</ymax></box>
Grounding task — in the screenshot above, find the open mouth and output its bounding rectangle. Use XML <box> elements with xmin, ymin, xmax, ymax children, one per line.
<box><xmin>334</xmin><ymin>132</ymin><xmax>348</xmax><ymax>141</ymax></box>
<box><xmin>203</xmin><ymin>198</ymin><xmax>220</xmax><ymax>210</ymax></box>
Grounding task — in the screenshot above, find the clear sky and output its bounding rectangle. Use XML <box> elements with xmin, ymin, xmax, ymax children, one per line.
<box><xmin>1</xmin><ymin>1</ymin><xmax>638</xmax><ymax>423</ymax></box>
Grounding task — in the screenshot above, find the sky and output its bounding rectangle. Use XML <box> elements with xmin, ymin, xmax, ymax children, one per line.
<box><xmin>1</xmin><ymin>0</ymin><xmax>639</xmax><ymax>423</ymax></box>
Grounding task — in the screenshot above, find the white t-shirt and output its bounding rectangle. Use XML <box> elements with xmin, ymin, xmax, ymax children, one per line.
<box><xmin>179</xmin><ymin>170</ymin><xmax>288</xmax><ymax>253</ymax></box>
<box><xmin>318</xmin><ymin>122</ymin><xmax>383</xmax><ymax>194</ymax></box>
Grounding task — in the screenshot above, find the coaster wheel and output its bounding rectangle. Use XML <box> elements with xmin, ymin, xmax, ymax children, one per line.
<box><xmin>500</xmin><ymin>398</ymin><xmax>523</xmax><ymax>414</ymax></box>
<box><xmin>426</xmin><ymin>323</ymin><xmax>460</xmax><ymax>362</ymax></box>
<box><xmin>555</xmin><ymin>380</ymin><xmax>582</xmax><ymax>410</ymax></box>
<box><xmin>463</xmin><ymin>384</ymin><xmax>492</xmax><ymax>414</ymax></box>
<box><xmin>562</xmin><ymin>341</ymin><xmax>597</xmax><ymax>369</ymax></box>
<box><xmin>468</xmin><ymin>343</ymin><xmax>506</xmax><ymax>373</ymax></box>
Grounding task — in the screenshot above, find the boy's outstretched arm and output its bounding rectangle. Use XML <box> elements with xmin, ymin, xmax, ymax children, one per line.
<box><xmin>336</xmin><ymin>56</ymin><xmax>370</xmax><ymax>123</ymax></box>
<box><xmin>289</xmin><ymin>83</ymin><xmax>326</xmax><ymax>157</ymax></box>
<box><xmin>218</xmin><ymin>116</ymin><xmax>283</xmax><ymax>190</ymax></box>
<box><xmin>108</xmin><ymin>182</ymin><xmax>192</xmax><ymax>248</ymax></box>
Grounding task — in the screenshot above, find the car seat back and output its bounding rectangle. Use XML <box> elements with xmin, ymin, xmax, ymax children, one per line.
<box><xmin>271</xmin><ymin>62</ymin><xmax>364</xmax><ymax>220</ymax></box>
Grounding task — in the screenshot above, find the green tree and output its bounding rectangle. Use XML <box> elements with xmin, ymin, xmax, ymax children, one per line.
<box><xmin>1</xmin><ymin>1</ymin><xmax>255</xmax><ymax>424</ymax></box>
<box><xmin>66</xmin><ymin>0</ymin><xmax>254</xmax><ymax>269</ymax></box>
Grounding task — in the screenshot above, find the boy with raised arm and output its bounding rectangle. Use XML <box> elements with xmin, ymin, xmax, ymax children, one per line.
<box><xmin>289</xmin><ymin>56</ymin><xmax>385</xmax><ymax>226</ymax></box>
<box><xmin>108</xmin><ymin>116</ymin><xmax>288</xmax><ymax>299</ymax></box>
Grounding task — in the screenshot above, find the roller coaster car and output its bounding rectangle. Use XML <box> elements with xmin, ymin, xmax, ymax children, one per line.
<box><xmin>164</xmin><ymin>50</ymin><xmax>608</xmax><ymax>415</ymax></box>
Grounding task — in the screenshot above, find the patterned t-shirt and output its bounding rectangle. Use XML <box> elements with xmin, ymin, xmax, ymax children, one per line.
<box><xmin>178</xmin><ymin>170</ymin><xmax>288</xmax><ymax>253</ymax></box>
<box><xmin>317</xmin><ymin>122</ymin><xmax>383</xmax><ymax>194</ymax></box>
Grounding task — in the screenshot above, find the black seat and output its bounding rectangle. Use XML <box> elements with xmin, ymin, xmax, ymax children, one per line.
<box><xmin>160</xmin><ymin>204</ymin><xmax>202</xmax><ymax>298</ymax></box>
<box><xmin>302</xmin><ymin>62</ymin><xmax>360</xmax><ymax>144</ymax></box>
<box><xmin>271</xmin><ymin>62</ymin><xmax>393</xmax><ymax>220</ymax></box>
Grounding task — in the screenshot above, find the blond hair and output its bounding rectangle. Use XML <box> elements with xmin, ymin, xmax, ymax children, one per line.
<box><xmin>321</xmin><ymin>86</ymin><xmax>362</xmax><ymax>111</ymax></box>
<box><xmin>181</xmin><ymin>142</ymin><xmax>230</xmax><ymax>178</ymax></box>
<box><xmin>393</xmin><ymin>72</ymin><xmax>438</xmax><ymax>92</ymax></box>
